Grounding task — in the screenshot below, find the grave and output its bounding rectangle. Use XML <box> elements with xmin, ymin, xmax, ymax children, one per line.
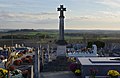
<box><xmin>67</xmin><ymin>44</ymin><xmax>98</xmax><ymax>57</ymax></box>
<box><xmin>77</xmin><ymin>57</ymin><xmax>120</xmax><ymax>78</ymax></box>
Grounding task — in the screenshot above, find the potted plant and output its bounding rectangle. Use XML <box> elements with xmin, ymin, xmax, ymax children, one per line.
<box><xmin>107</xmin><ymin>70</ymin><xmax>120</xmax><ymax>78</ymax></box>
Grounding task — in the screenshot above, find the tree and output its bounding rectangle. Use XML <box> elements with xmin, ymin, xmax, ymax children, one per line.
<box><xmin>94</xmin><ymin>41</ymin><xmax>105</xmax><ymax>48</ymax></box>
<box><xmin>87</xmin><ymin>41</ymin><xmax>105</xmax><ymax>48</ymax></box>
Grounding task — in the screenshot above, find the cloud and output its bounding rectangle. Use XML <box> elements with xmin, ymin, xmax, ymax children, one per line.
<box><xmin>66</xmin><ymin>10</ymin><xmax>120</xmax><ymax>23</ymax></box>
<box><xmin>67</xmin><ymin>15</ymin><xmax>99</xmax><ymax>22</ymax></box>
<box><xmin>0</xmin><ymin>4</ymin><xmax>13</xmax><ymax>8</ymax></box>
<box><xmin>98</xmin><ymin>11</ymin><xmax>120</xmax><ymax>17</ymax></box>
<box><xmin>1</xmin><ymin>11</ymin><xmax>118</xmax><ymax>25</ymax></box>
<box><xmin>96</xmin><ymin>0</ymin><xmax>120</xmax><ymax>8</ymax></box>
<box><xmin>0</xmin><ymin>11</ymin><xmax>57</xmax><ymax>24</ymax></box>
<box><xmin>66</xmin><ymin>14</ymin><xmax>99</xmax><ymax>21</ymax></box>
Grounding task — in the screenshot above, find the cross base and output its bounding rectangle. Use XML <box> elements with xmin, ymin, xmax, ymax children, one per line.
<box><xmin>56</xmin><ymin>40</ymin><xmax>67</xmax><ymax>45</ymax></box>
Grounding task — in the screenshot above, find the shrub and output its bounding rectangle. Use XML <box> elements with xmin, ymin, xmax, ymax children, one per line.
<box><xmin>69</xmin><ymin>63</ymin><xmax>78</xmax><ymax>72</ymax></box>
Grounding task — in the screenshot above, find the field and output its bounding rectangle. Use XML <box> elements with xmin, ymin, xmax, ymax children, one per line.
<box><xmin>0</xmin><ymin>29</ymin><xmax>120</xmax><ymax>47</ymax></box>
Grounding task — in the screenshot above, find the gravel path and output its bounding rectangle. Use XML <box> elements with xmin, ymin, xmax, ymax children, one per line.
<box><xmin>40</xmin><ymin>71</ymin><xmax>80</xmax><ymax>78</ymax></box>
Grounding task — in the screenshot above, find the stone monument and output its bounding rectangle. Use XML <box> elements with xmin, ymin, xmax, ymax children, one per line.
<box><xmin>56</xmin><ymin>5</ymin><xmax>67</xmax><ymax>56</ymax></box>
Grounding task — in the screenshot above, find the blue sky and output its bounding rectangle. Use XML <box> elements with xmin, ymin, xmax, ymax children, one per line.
<box><xmin>0</xmin><ymin>0</ymin><xmax>120</xmax><ymax>30</ymax></box>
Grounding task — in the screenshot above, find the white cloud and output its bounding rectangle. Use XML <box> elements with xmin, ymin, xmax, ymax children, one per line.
<box><xmin>0</xmin><ymin>12</ymin><xmax>57</xmax><ymax>23</ymax></box>
<box><xmin>68</xmin><ymin>15</ymin><xmax>108</xmax><ymax>22</ymax></box>
<box><xmin>98</xmin><ymin>11</ymin><xmax>120</xmax><ymax>17</ymax></box>
<box><xmin>97</xmin><ymin>0</ymin><xmax>120</xmax><ymax>8</ymax></box>
<box><xmin>0</xmin><ymin>4</ymin><xmax>13</xmax><ymax>8</ymax></box>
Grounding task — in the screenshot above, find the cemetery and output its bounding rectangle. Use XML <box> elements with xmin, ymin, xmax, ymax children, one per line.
<box><xmin>0</xmin><ymin>45</ymin><xmax>34</xmax><ymax>78</ymax></box>
<box><xmin>0</xmin><ymin>4</ymin><xmax>120</xmax><ymax>78</ymax></box>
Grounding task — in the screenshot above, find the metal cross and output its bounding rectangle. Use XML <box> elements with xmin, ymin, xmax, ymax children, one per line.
<box><xmin>57</xmin><ymin>5</ymin><xmax>66</xmax><ymax>18</ymax></box>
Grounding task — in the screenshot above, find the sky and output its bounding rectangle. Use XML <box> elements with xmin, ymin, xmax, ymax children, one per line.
<box><xmin>0</xmin><ymin>0</ymin><xmax>120</xmax><ymax>30</ymax></box>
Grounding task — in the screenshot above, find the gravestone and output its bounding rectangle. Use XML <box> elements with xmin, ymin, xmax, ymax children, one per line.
<box><xmin>67</xmin><ymin>44</ymin><xmax>98</xmax><ymax>57</ymax></box>
<box><xmin>78</xmin><ymin>57</ymin><xmax>120</xmax><ymax>78</ymax></box>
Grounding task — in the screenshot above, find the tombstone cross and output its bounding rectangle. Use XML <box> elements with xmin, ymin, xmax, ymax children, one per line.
<box><xmin>57</xmin><ymin>5</ymin><xmax>66</xmax><ymax>18</ymax></box>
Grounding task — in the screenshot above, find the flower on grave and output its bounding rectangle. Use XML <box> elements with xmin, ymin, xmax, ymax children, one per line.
<box><xmin>68</xmin><ymin>57</ymin><xmax>76</xmax><ymax>62</ymax></box>
<box><xmin>22</xmin><ymin>50</ymin><xmax>27</xmax><ymax>54</ymax></box>
<box><xmin>89</xmin><ymin>68</ymin><xmax>98</xmax><ymax>77</ymax></box>
<box><xmin>74</xmin><ymin>69</ymin><xmax>81</xmax><ymax>76</ymax></box>
<box><xmin>10</xmin><ymin>69</ymin><xmax>23</xmax><ymax>78</ymax></box>
<box><xmin>107</xmin><ymin>70</ymin><xmax>119</xmax><ymax>77</ymax></box>
<box><xmin>0</xmin><ymin>68</ymin><xmax>8</xmax><ymax>78</ymax></box>
<box><xmin>11</xmin><ymin>73</ymin><xmax>23</xmax><ymax>78</ymax></box>
<box><xmin>14</xmin><ymin>55</ymin><xmax>18</xmax><ymax>59</ymax></box>
<box><xmin>21</xmin><ymin>57</ymin><xmax>26</xmax><ymax>63</ymax></box>
<box><xmin>69</xmin><ymin>63</ymin><xmax>78</xmax><ymax>72</ymax></box>
<box><xmin>26</xmin><ymin>55</ymin><xmax>32</xmax><ymax>59</ymax></box>
<box><xmin>26</xmin><ymin>58</ymin><xmax>32</xmax><ymax>63</ymax></box>
<box><xmin>71</xmin><ymin>57</ymin><xmax>76</xmax><ymax>62</ymax></box>
<box><xmin>29</xmin><ymin>49</ymin><xmax>33</xmax><ymax>53</ymax></box>
<box><xmin>67</xmin><ymin>57</ymin><xmax>71</xmax><ymax>62</ymax></box>
<box><xmin>21</xmin><ymin>56</ymin><xmax>33</xmax><ymax>63</ymax></box>
<box><xmin>19</xmin><ymin>59</ymin><xmax>23</xmax><ymax>64</ymax></box>
<box><xmin>17</xmin><ymin>52</ymin><xmax>23</xmax><ymax>57</ymax></box>
<box><xmin>9</xmin><ymin>65</ymin><xmax>16</xmax><ymax>71</ymax></box>
<box><xmin>13</xmin><ymin>60</ymin><xmax>22</xmax><ymax>66</ymax></box>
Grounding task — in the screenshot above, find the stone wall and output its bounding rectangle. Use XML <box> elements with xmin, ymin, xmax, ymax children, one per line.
<box><xmin>81</xmin><ymin>65</ymin><xmax>120</xmax><ymax>78</ymax></box>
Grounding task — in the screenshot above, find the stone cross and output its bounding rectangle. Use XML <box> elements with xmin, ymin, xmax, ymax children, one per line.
<box><xmin>57</xmin><ymin>5</ymin><xmax>66</xmax><ymax>40</ymax></box>
<box><xmin>57</xmin><ymin>5</ymin><xmax>66</xmax><ymax>18</ymax></box>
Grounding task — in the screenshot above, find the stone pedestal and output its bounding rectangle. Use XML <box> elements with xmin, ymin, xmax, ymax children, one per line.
<box><xmin>57</xmin><ymin>45</ymin><xmax>66</xmax><ymax>56</ymax></box>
